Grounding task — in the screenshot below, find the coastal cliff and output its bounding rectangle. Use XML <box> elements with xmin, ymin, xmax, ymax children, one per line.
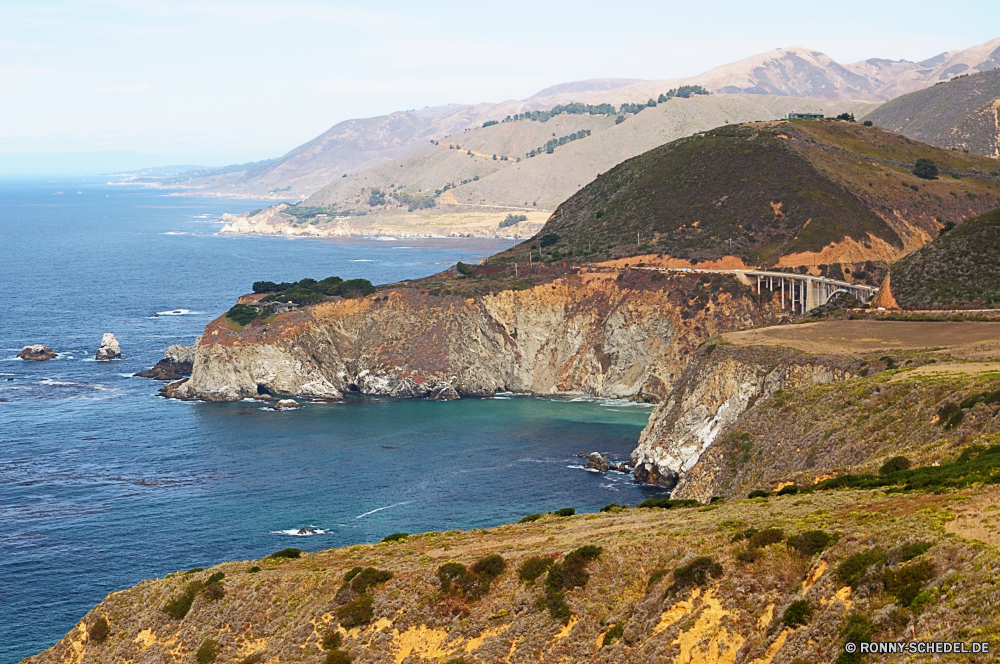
<box><xmin>165</xmin><ymin>269</ymin><xmax>787</xmax><ymax>403</ymax></box>
<box><xmin>630</xmin><ymin>345</ymin><xmax>855</xmax><ymax>491</ymax></box>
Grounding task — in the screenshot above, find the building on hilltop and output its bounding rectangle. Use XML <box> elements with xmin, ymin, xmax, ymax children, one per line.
<box><xmin>786</xmin><ymin>113</ymin><xmax>824</xmax><ymax>119</ymax></box>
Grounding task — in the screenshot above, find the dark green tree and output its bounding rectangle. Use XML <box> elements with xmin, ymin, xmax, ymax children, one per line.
<box><xmin>913</xmin><ymin>158</ymin><xmax>938</xmax><ymax>180</ymax></box>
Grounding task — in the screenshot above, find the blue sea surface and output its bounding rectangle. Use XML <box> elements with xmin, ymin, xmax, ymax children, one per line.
<box><xmin>0</xmin><ymin>180</ymin><xmax>662</xmax><ymax>663</ymax></box>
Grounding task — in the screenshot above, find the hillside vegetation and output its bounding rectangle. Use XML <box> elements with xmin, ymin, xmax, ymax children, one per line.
<box><xmin>493</xmin><ymin>119</ymin><xmax>1000</xmax><ymax>270</ymax></box>
<box><xmin>867</xmin><ymin>68</ymin><xmax>1000</xmax><ymax>159</ymax></box>
<box><xmin>28</xmin><ymin>484</ymin><xmax>1000</xmax><ymax>664</ymax></box>
<box><xmin>890</xmin><ymin>208</ymin><xmax>1000</xmax><ymax>309</ymax></box>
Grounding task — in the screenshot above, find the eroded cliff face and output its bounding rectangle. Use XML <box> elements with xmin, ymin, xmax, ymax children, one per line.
<box><xmin>631</xmin><ymin>345</ymin><xmax>855</xmax><ymax>493</ymax></box>
<box><xmin>165</xmin><ymin>271</ymin><xmax>786</xmax><ymax>404</ymax></box>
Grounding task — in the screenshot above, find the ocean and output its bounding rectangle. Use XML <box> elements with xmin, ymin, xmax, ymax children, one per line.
<box><xmin>0</xmin><ymin>179</ymin><xmax>662</xmax><ymax>663</ymax></box>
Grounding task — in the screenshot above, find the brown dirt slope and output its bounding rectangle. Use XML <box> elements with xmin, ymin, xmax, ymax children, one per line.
<box><xmin>25</xmin><ymin>486</ymin><xmax>1000</xmax><ymax>664</ymax></box>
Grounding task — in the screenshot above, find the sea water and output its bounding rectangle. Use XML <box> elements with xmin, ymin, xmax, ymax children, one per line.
<box><xmin>0</xmin><ymin>180</ymin><xmax>662</xmax><ymax>662</ymax></box>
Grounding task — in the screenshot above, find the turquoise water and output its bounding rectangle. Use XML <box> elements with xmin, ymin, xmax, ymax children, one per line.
<box><xmin>0</xmin><ymin>180</ymin><xmax>661</xmax><ymax>662</ymax></box>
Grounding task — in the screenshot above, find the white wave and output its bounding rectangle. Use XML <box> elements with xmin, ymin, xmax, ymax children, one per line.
<box><xmin>349</xmin><ymin>259</ymin><xmax>374</xmax><ymax>262</ymax></box>
<box><xmin>565</xmin><ymin>464</ymin><xmax>586</xmax><ymax>470</ymax></box>
<box><xmin>356</xmin><ymin>501</ymin><xmax>412</xmax><ymax>519</ymax></box>
<box><xmin>0</xmin><ymin>372</ymin><xmax>15</xmax><ymax>375</ymax></box>
<box><xmin>156</xmin><ymin>309</ymin><xmax>200</xmax><ymax>315</ymax></box>
<box><xmin>160</xmin><ymin>231</ymin><xmax>189</xmax><ymax>235</ymax></box>
<box><xmin>600</xmin><ymin>484</ymin><xmax>620</xmax><ymax>491</ymax></box>
<box><xmin>271</xmin><ymin>528</ymin><xmax>327</xmax><ymax>536</ymax></box>
<box><xmin>489</xmin><ymin>396</ymin><xmax>510</xmax><ymax>400</ymax></box>
<box><xmin>39</xmin><ymin>379</ymin><xmax>78</xmax><ymax>386</ymax></box>
<box><xmin>392</xmin><ymin>246</ymin><xmax>413</xmax><ymax>249</ymax></box>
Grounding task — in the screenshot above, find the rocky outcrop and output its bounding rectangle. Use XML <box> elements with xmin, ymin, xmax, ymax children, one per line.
<box><xmin>584</xmin><ymin>452</ymin><xmax>609</xmax><ymax>472</ymax></box>
<box><xmin>631</xmin><ymin>344</ymin><xmax>854</xmax><ymax>493</ymax></box>
<box><xmin>17</xmin><ymin>345</ymin><xmax>56</xmax><ymax>361</ymax></box>
<box><xmin>95</xmin><ymin>333</ymin><xmax>122</xmax><ymax>361</ymax></box>
<box><xmin>164</xmin><ymin>270</ymin><xmax>787</xmax><ymax>403</ymax></box>
<box><xmin>136</xmin><ymin>343</ymin><xmax>197</xmax><ymax>380</ymax></box>
<box><xmin>274</xmin><ymin>399</ymin><xmax>301</xmax><ymax>410</ymax></box>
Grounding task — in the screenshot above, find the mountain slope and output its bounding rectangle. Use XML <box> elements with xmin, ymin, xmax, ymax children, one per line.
<box><xmin>887</xmin><ymin>208</ymin><xmax>1000</xmax><ymax>309</ymax></box>
<box><xmin>300</xmin><ymin>95</ymin><xmax>877</xmax><ymax>212</ymax></box>
<box><xmin>866</xmin><ymin>68</ymin><xmax>1000</xmax><ymax>158</ymax></box>
<box><xmin>494</xmin><ymin>119</ymin><xmax>1000</xmax><ymax>270</ymax></box>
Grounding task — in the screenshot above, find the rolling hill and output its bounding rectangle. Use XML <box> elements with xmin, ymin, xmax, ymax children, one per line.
<box><xmin>866</xmin><ymin>68</ymin><xmax>1000</xmax><ymax>158</ymax></box>
<box><xmin>491</xmin><ymin>119</ymin><xmax>1000</xmax><ymax>273</ymax></box>
<box><xmin>157</xmin><ymin>37</ymin><xmax>1000</xmax><ymax>199</ymax></box>
<box><xmin>886</xmin><ymin>208</ymin><xmax>1000</xmax><ymax>309</ymax></box>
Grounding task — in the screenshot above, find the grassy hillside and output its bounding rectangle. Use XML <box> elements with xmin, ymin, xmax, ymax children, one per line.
<box><xmin>890</xmin><ymin>208</ymin><xmax>1000</xmax><ymax>309</ymax></box>
<box><xmin>866</xmin><ymin>68</ymin><xmax>1000</xmax><ymax>159</ymax></box>
<box><xmin>28</xmin><ymin>483</ymin><xmax>1000</xmax><ymax>664</ymax></box>
<box><xmin>300</xmin><ymin>95</ymin><xmax>878</xmax><ymax>212</ymax></box>
<box><xmin>493</xmin><ymin>119</ymin><xmax>1000</xmax><ymax>270</ymax></box>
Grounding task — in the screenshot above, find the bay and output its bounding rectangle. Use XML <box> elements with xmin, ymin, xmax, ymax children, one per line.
<box><xmin>0</xmin><ymin>180</ymin><xmax>661</xmax><ymax>663</ymax></box>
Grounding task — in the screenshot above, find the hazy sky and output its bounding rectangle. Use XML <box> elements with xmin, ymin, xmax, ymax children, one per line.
<box><xmin>2</xmin><ymin>0</ymin><xmax>998</xmax><ymax>170</ymax></box>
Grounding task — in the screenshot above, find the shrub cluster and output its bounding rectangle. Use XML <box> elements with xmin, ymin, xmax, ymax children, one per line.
<box><xmin>321</xmin><ymin>628</ymin><xmax>351</xmax><ymax>663</ymax></box>
<box><xmin>195</xmin><ymin>639</ymin><xmax>220</xmax><ymax>664</ymax></box>
<box><xmin>526</xmin><ymin>130</ymin><xmax>592</xmax><ymax>158</ymax></box>
<box><xmin>811</xmin><ymin>444</ymin><xmax>1000</xmax><ymax>492</ymax></box>
<box><xmin>786</xmin><ymin>530</ymin><xmax>837</xmax><ymax>557</ymax></box>
<box><xmin>438</xmin><ymin>554</ymin><xmax>506</xmax><ymax>601</ymax></box>
<box><xmin>267</xmin><ymin>548</ymin><xmax>302</xmax><ymax>560</ymax></box>
<box><xmin>530</xmin><ymin>545</ymin><xmax>603</xmax><ymax>623</ymax></box>
<box><xmin>251</xmin><ymin>276</ymin><xmax>376</xmax><ymax>305</ymax></box>
<box><xmin>637</xmin><ymin>497</ymin><xmax>700</xmax><ymax>509</ymax></box>
<box><xmin>87</xmin><ymin>617</ymin><xmax>110</xmax><ymax>644</ymax></box>
<box><xmin>835</xmin><ymin>545</ymin><xmax>935</xmax><ymax>606</ymax></box>
<box><xmin>162</xmin><ymin>571</ymin><xmax>226</xmax><ymax>619</ymax></box>
<box><xmin>517</xmin><ymin>556</ymin><xmax>554</xmax><ymax>584</ymax></box>
<box><xmin>665</xmin><ymin>557</ymin><xmax>723</xmax><ymax>597</ymax></box>
<box><xmin>498</xmin><ymin>214</ymin><xmax>527</xmax><ymax>229</ymax></box>
<box><xmin>782</xmin><ymin>599</ymin><xmax>813</xmax><ymax>626</ymax></box>
<box><xmin>380</xmin><ymin>532</ymin><xmax>408</xmax><ymax>543</ymax></box>
<box><xmin>602</xmin><ymin>622</ymin><xmax>625</xmax><ymax>647</ymax></box>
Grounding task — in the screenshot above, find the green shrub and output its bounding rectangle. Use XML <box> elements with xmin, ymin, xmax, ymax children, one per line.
<box><xmin>247</xmin><ymin>566</ymin><xmax>261</xmax><ymax>574</ymax></box>
<box><xmin>342</xmin><ymin>567</ymin><xmax>393</xmax><ymax>594</ymax></box>
<box><xmin>87</xmin><ymin>617</ymin><xmax>110</xmax><ymax>644</ymax></box>
<box><xmin>186</xmin><ymin>567</ymin><xmax>205</xmax><ymax>574</ymax></box>
<box><xmin>518</xmin><ymin>556</ymin><xmax>554</xmax><ymax>584</ymax></box>
<box><xmin>890</xmin><ymin>541</ymin><xmax>932</xmax><ymax>563</ymax></box>
<box><xmin>811</xmin><ymin>445</ymin><xmax>1000</xmax><ymax>493</ymax></box>
<box><xmin>444</xmin><ymin>659</ymin><xmax>471</xmax><ymax>664</ymax></box>
<box><xmin>782</xmin><ymin>600</ymin><xmax>812</xmax><ymax>626</ymax></box>
<box><xmin>438</xmin><ymin>555</ymin><xmax>506</xmax><ymax>600</ymax></box>
<box><xmin>647</xmin><ymin>569</ymin><xmax>668</xmax><ymax>587</ymax></box>
<box><xmin>879</xmin><ymin>456</ymin><xmax>910</xmax><ymax>475</ymax></box>
<box><xmin>667</xmin><ymin>557</ymin><xmax>723</xmax><ymax>596</ymax></box>
<box><xmin>205</xmin><ymin>572</ymin><xmax>225</xmax><ymax>585</ymax></box>
<box><xmin>238</xmin><ymin>653</ymin><xmax>265</xmax><ymax>664</ymax></box>
<box><xmin>195</xmin><ymin>639</ymin><xmax>220</xmax><ymax>664</ymax></box>
<box><xmin>553</xmin><ymin>507</ymin><xmax>575</xmax><ymax>517</ymax></box>
<box><xmin>325</xmin><ymin>650</ymin><xmax>352</xmax><ymax>664</ymax></box>
<box><xmin>322</xmin><ymin>629</ymin><xmax>343</xmax><ymax>650</ymax></box>
<box><xmin>202</xmin><ymin>582</ymin><xmax>225</xmax><ymax>601</ymax></box>
<box><xmin>267</xmin><ymin>548</ymin><xmax>302</xmax><ymax>560</ymax></box>
<box><xmin>748</xmin><ymin>528</ymin><xmax>784</xmax><ymax>548</ymax></box>
<box><xmin>776</xmin><ymin>484</ymin><xmax>799</xmax><ymax>496</ymax></box>
<box><xmin>225</xmin><ymin>304</ymin><xmax>260</xmax><ymax>326</ymax></box>
<box><xmin>336</xmin><ymin>594</ymin><xmax>374</xmax><ymax>627</ymax></box>
<box><xmin>913</xmin><ymin>158</ymin><xmax>938</xmax><ymax>180</ymax></box>
<box><xmin>538</xmin><ymin>545</ymin><xmax>602</xmax><ymax>623</ymax></box>
<box><xmin>519</xmin><ymin>513</ymin><xmax>543</xmax><ymax>523</ymax></box>
<box><xmin>539</xmin><ymin>233</ymin><xmax>560</xmax><ymax>248</ymax></box>
<box><xmin>748</xmin><ymin>489</ymin><xmax>771</xmax><ymax>499</ymax></box>
<box><xmin>602</xmin><ymin>622</ymin><xmax>624</xmax><ymax>646</ymax></box>
<box><xmin>895</xmin><ymin>581</ymin><xmax>923</xmax><ymax>607</ymax></box>
<box><xmin>472</xmin><ymin>554</ymin><xmax>506</xmax><ymax>580</ymax></box>
<box><xmin>863</xmin><ymin>120</ymin><xmax>873</xmax><ymax>126</ymax></box>
<box><xmin>731</xmin><ymin>527</ymin><xmax>758</xmax><ymax>542</ymax></box>
<box><xmin>380</xmin><ymin>532</ymin><xmax>408</xmax><ymax>543</ymax></box>
<box><xmin>456</xmin><ymin>262</ymin><xmax>474</xmax><ymax>276</ymax></box>
<box><xmin>163</xmin><ymin>579</ymin><xmax>203</xmax><ymax>620</ymax></box>
<box><xmin>838</xmin><ymin>614</ymin><xmax>875</xmax><ymax>664</ymax></box>
<box><xmin>600</xmin><ymin>503</ymin><xmax>625</xmax><ymax>512</ymax></box>
<box><xmin>836</xmin><ymin>548</ymin><xmax>887</xmax><ymax>587</ymax></box>
<box><xmin>637</xmin><ymin>498</ymin><xmax>700</xmax><ymax>509</ymax></box>
<box><xmin>541</xmin><ymin>591</ymin><xmax>572</xmax><ymax>622</ymax></box>
<box><xmin>787</xmin><ymin>530</ymin><xmax>835</xmax><ymax>557</ymax></box>
<box><xmin>883</xmin><ymin>559</ymin><xmax>935</xmax><ymax>595</ymax></box>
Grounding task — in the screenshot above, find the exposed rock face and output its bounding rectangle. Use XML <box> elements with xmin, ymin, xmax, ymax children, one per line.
<box><xmin>274</xmin><ymin>399</ymin><xmax>301</xmax><ymax>410</ymax></box>
<box><xmin>136</xmin><ymin>342</ymin><xmax>198</xmax><ymax>380</ymax></box>
<box><xmin>163</xmin><ymin>271</ymin><xmax>787</xmax><ymax>404</ymax></box>
<box><xmin>631</xmin><ymin>344</ymin><xmax>854</xmax><ymax>493</ymax></box>
<box><xmin>584</xmin><ymin>452</ymin><xmax>609</xmax><ymax>472</ymax></box>
<box><xmin>17</xmin><ymin>345</ymin><xmax>56</xmax><ymax>361</ymax></box>
<box><xmin>95</xmin><ymin>333</ymin><xmax>122</xmax><ymax>361</ymax></box>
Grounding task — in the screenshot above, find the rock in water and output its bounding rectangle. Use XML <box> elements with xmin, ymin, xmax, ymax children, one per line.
<box><xmin>585</xmin><ymin>452</ymin><xmax>609</xmax><ymax>472</ymax></box>
<box><xmin>17</xmin><ymin>345</ymin><xmax>57</xmax><ymax>361</ymax></box>
<box><xmin>274</xmin><ymin>399</ymin><xmax>301</xmax><ymax>410</ymax></box>
<box><xmin>427</xmin><ymin>384</ymin><xmax>460</xmax><ymax>401</ymax></box>
<box><xmin>95</xmin><ymin>333</ymin><xmax>122</xmax><ymax>361</ymax></box>
<box><xmin>136</xmin><ymin>342</ymin><xmax>197</xmax><ymax>380</ymax></box>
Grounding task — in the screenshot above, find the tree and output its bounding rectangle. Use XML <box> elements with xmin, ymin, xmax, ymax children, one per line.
<box><xmin>836</xmin><ymin>112</ymin><xmax>855</xmax><ymax>122</ymax></box>
<box><xmin>913</xmin><ymin>158</ymin><xmax>939</xmax><ymax>180</ymax></box>
<box><xmin>863</xmin><ymin>120</ymin><xmax>873</xmax><ymax>126</ymax></box>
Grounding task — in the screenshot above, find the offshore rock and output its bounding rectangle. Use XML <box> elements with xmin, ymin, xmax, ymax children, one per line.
<box><xmin>17</xmin><ymin>345</ymin><xmax>57</xmax><ymax>361</ymax></box>
<box><xmin>95</xmin><ymin>333</ymin><xmax>122</xmax><ymax>361</ymax></box>
<box><xmin>166</xmin><ymin>270</ymin><xmax>787</xmax><ymax>404</ymax></box>
<box><xmin>274</xmin><ymin>399</ymin><xmax>301</xmax><ymax>410</ymax></box>
<box><xmin>427</xmin><ymin>384</ymin><xmax>460</xmax><ymax>401</ymax></box>
<box><xmin>136</xmin><ymin>342</ymin><xmax>197</xmax><ymax>380</ymax></box>
<box><xmin>584</xmin><ymin>452</ymin><xmax>609</xmax><ymax>472</ymax></box>
<box><xmin>631</xmin><ymin>343</ymin><xmax>854</xmax><ymax>497</ymax></box>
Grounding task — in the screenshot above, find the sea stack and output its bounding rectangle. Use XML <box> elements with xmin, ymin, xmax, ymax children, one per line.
<box><xmin>17</xmin><ymin>345</ymin><xmax>57</xmax><ymax>361</ymax></box>
<box><xmin>95</xmin><ymin>333</ymin><xmax>122</xmax><ymax>360</ymax></box>
<box><xmin>136</xmin><ymin>342</ymin><xmax>197</xmax><ymax>380</ymax></box>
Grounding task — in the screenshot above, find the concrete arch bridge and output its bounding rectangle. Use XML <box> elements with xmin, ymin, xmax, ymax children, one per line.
<box><xmin>643</xmin><ymin>267</ymin><xmax>878</xmax><ymax>314</ymax></box>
